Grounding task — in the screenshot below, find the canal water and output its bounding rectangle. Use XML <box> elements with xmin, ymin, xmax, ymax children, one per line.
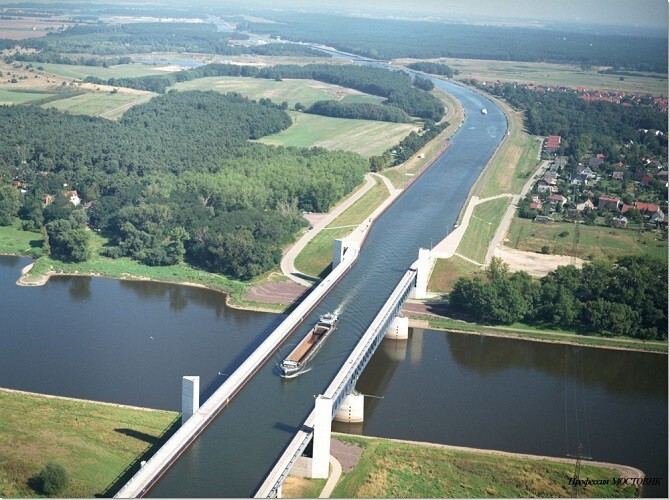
<box><xmin>0</xmin><ymin>258</ymin><xmax>666</xmax><ymax>496</ymax></box>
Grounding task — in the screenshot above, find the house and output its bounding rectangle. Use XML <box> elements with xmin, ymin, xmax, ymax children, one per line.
<box><xmin>575</xmin><ymin>199</ymin><xmax>595</xmax><ymax>212</ymax></box>
<box><xmin>552</xmin><ymin>156</ymin><xmax>569</xmax><ymax>169</ymax></box>
<box><xmin>67</xmin><ymin>190</ymin><xmax>81</xmax><ymax>206</ymax></box>
<box><xmin>529</xmin><ymin>201</ymin><xmax>543</xmax><ymax>210</ymax></box>
<box><xmin>612</xmin><ymin>216</ymin><xmax>628</xmax><ymax>228</ymax></box>
<box><xmin>612</xmin><ymin>171</ymin><xmax>624</xmax><ymax>181</ymax></box>
<box><xmin>571</xmin><ymin>173</ymin><xmax>590</xmax><ymax>186</ymax></box>
<box><xmin>620</xmin><ymin>203</ymin><xmax>635</xmax><ymax>214</ymax></box>
<box><xmin>547</xmin><ymin>194</ymin><xmax>567</xmax><ymax>207</ymax></box>
<box><xmin>534</xmin><ymin>215</ymin><xmax>555</xmax><ymax>224</ymax></box>
<box><xmin>536</xmin><ymin>179</ymin><xmax>555</xmax><ymax>194</ymax></box>
<box><xmin>650</xmin><ymin>211</ymin><xmax>665</xmax><ymax>223</ymax></box>
<box><xmin>635</xmin><ymin>202</ymin><xmax>661</xmax><ymax>214</ymax></box>
<box><xmin>44</xmin><ymin>194</ymin><xmax>54</xmax><ymax>206</ymax></box>
<box><xmin>658</xmin><ymin>171</ymin><xmax>668</xmax><ymax>181</ymax></box>
<box><xmin>640</xmin><ymin>175</ymin><xmax>655</xmax><ymax>186</ymax></box>
<box><xmin>577</xmin><ymin>166</ymin><xmax>596</xmax><ymax>178</ymax></box>
<box><xmin>542</xmin><ymin>171</ymin><xmax>559</xmax><ymax>185</ymax></box>
<box><xmin>587</xmin><ymin>157</ymin><xmax>605</xmax><ymax>168</ymax></box>
<box><xmin>544</xmin><ymin>135</ymin><xmax>561</xmax><ymax>154</ymax></box>
<box><xmin>598</xmin><ymin>196</ymin><xmax>621</xmax><ymax>210</ymax></box>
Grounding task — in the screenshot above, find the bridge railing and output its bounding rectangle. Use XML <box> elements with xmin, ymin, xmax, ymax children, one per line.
<box><xmin>255</xmin><ymin>266</ymin><xmax>417</xmax><ymax>498</ymax></box>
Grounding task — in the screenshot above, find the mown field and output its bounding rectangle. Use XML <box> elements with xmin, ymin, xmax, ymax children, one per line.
<box><xmin>506</xmin><ymin>218</ymin><xmax>668</xmax><ymax>261</ymax></box>
<box><xmin>428</xmin><ymin>254</ymin><xmax>482</xmax><ymax>293</ymax></box>
<box><xmin>331</xmin><ymin>434</ymin><xmax>638</xmax><ymax>498</ymax></box>
<box><xmin>172</xmin><ymin>76</ymin><xmax>384</xmax><ymax>107</ymax></box>
<box><xmin>295</xmin><ymin>177</ymin><xmax>391</xmax><ymax>277</ymax></box>
<box><xmin>259</xmin><ymin>113</ymin><xmax>418</xmax><ymax>157</ymax></box>
<box><xmin>0</xmin><ymin>389</ymin><xmax>178</xmax><ymax>498</ymax></box>
<box><xmin>36</xmin><ymin>62</ymin><xmax>165</xmax><ymax>80</ymax></box>
<box><xmin>398</xmin><ymin>57</ymin><xmax>668</xmax><ymax>96</ymax></box>
<box><xmin>0</xmin><ymin>89</ymin><xmax>54</xmax><ymax>105</ymax></box>
<box><xmin>43</xmin><ymin>91</ymin><xmax>156</xmax><ymax>119</ymax></box>
<box><xmin>456</xmin><ymin>197</ymin><xmax>510</xmax><ymax>263</ymax></box>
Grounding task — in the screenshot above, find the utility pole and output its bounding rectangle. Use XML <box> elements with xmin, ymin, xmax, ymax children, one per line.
<box><xmin>567</xmin><ymin>443</ymin><xmax>592</xmax><ymax>497</ymax></box>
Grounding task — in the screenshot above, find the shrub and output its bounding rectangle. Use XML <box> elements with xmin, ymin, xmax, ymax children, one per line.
<box><xmin>39</xmin><ymin>462</ymin><xmax>68</xmax><ymax>496</ymax></box>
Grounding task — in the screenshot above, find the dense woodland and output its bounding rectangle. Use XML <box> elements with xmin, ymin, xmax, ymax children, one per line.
<box><xmin>450</xmin><ymin>257</ymin><xmax>667</xmax><ymax>340</ymax></box>
<box><xmin>305</xmin><ymin>100</ymin><xmax>410</xmax><ymax>123</ymax></box>
<box><xmin>407</xmin><ymin>62</ymin><xmax>458</xmax><ymax>78</ymax></box>
<box><xmin>86</xmin><ymin>62</ymin><xmax>445</xmax><ymax>121</ymax></box>
<box><xmin>0</xmin><ymin>91</ymin><xmax>368</xmax><ymax>278</ymax></box>
<box><xmin>244</xmin><ymin>13</ymin><xmax>668</xmax><ymax>72</ymax></box>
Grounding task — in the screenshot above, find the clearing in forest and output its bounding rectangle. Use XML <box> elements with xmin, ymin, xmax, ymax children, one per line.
<box><xmin>43</xmin><ymin>91</ymin><xmax>156</xmax><ymax>119</ymax></box>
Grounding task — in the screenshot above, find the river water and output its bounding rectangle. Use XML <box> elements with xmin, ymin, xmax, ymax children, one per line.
<box><xmin>0</xmin><ymin>61</ymin><xmax>666</xmax><ymax>497</ymax></box>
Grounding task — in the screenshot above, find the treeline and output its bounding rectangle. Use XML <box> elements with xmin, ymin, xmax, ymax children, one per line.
<box><xmin>257</xmin><ymin>64</ymin><xmax>444</xmax><ymax>121</ymax></box>
<box><xmin>407</xmin><ymin>61</ymin><xmax>458</xmax><ymax>78</ymax></box>
<box><xmin>306</xmin><ymin>100</ymin><xmax>410</xmax><ymax>123</ymax></box>
<box><xmin>245</xmin><ymin>12</ymin><xmax>668</xmax><ymax>73</ymax></box>
<box><xmin>472</xmin><ymin>81</ymin><xmax>668</xmax><ymax>160</ymax></box>
<box><xmin>7</xmin><ymin>51</ymin><xmax>132</xmax><ymax>67</ymax></box>
<box><xmin>450</xmin><ymin>257</ymin><xmax>667</xmax><ymax>340</ymax></box>
<box><xmin>0</xmin><ymin>91</ymin><xmax>368</xmax><ymax>278</ymax></box>
<box><xmin>369</xmin><ymin>121</ymin><xmax>447</xmax><ymax>171</ymax></box>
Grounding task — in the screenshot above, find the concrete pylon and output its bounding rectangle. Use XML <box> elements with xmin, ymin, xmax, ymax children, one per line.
<box><xmin>334</xmin><ymin>391</ymin><xmax>364</xmax><ymax>423</ymax></box>
<box><xmin>411</xmin><ymin>248</ymin><xmax>431</xmax><ymax>299</ymax></box>
<box><xmin>181</xmin><ymin>376</ymin><xmax>200</xmax><ymax>425</ymax></box>
<box><xmin>333</xmin><ymin>239</ymin><xmax>346</xmax><ymax>269</ymax></box>
<box><xmin>385</xmin><ymin>315</ymin><xmax>409</xmax><ymax>340</ymax></box>
<box><xmin>311</xmin><ymin>395</ymin><xmax>333</xmax><ymax>478</ymax></box>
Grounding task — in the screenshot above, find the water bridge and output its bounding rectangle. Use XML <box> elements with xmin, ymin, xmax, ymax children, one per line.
<box><xmin>116</xmin><ymin>69</ymin><xmax>507</xmax><ymax>498</ymax></box>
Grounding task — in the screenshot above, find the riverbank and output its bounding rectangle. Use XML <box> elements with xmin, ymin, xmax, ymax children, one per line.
<box><xmin>0</xmin><ymin>388</ymin><xmax>178</xmax><ymax>498</ymax></box>
<box><xmin>406</xmin><ymin>313</ymin><xmax>668</xmax><ymax>354</ymax></box>
<box><xmin>327</xmin><ymin>434</ymin><xmax>641</xmax><ymax>498</ymax></box>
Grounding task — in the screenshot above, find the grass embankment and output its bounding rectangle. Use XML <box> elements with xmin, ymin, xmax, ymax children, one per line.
<box><xmin>0</xmin><ymin>89</ymin><xmax>55</xmax><ymax>105</ymax></box>
<box><xmin>259</xmin><ymin>113</ymin><xmax>418</xmax><ymax>157</ymax></box>
<box><xmin>413</xmin><ymin>315</ymin><xmax>668</xmax><ymax>353</ymax></box>
<box><xmin>331</xmin><ymin>434</ymin><xmax>638</xmax><ymax>498</ymax></box>
<box><xmin>397</xmin><ymin>57</ymin><xmax>668</xmax><ymax>97</ymax></box>
<box><xmin>295</xmin><ymin>177</ymin><xmax>390</xmax><ymax>278</ymax></box>
<box><xmin>428</xmin><ymin>255</ymin><xmax>482</xmax><ymax>293</ymax></box>
<box><xmin>43</xmin><ymin>91</ymin><xmax>156</xmax><ymax>119</ymax></box>
<box><xmin>283</xmin><ymin>476</ymin><xmax>327</xmax><ymax>498</ymax></box>
<box><xmin>456</xmin><ymin>197</ymin><xmax>510</xmax><ymax>264</ymax></box>
<box><xmin>172</xmin><ymin>76</ymin><xmax>384</xmax><ymax>108</ymax></box>
<box><xmin>0</xmin><ymin>220</ymin><xmax>44</xmax><ymax>257</ymax></box>
<box><xmin>506</xmin><ymin>218</ymin><xmax>668</xmax><ymax>262</ymax></box>
<box><xmin>0</xmin><ymin>389</ymin><xmax>178</xmax><ymax>498</ymax></box>
<box><xmin>37</xmin><ymin>62</ymin><xmax>165</xmax><ymax>80</ymax></box>
<box><xmin>383</xmin><ymin>89</ymin><xmax>464</xmax><ymax>188</ymax></box>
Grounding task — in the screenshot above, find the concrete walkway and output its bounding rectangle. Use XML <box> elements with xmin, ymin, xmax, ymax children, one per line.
<box><xmin>281</xmin><ymin>174</ymin><xmax>376</xmax><ymax>286</ymax></box>
<box><xmin>318</xmin><ymin>455</ymin><xmax>342</xmax><ymax>498</ymax></box>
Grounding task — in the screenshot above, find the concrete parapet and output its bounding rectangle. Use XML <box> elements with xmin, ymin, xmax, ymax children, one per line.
<box><xmin>311</xmin><ymin>396</ymin><xmax>333</xmax><ymax>478</ymax></box>
<box><xmin>181</xmin><ymin>376</ymin><xmax>200</xmax><ymax>425</ymax></box>
<box><xmin>385</xmin><ymin>315</ymin><xmax>409</xmax><ymax>340</ymax></box>
<box><xmin>334</xmin><ymin>391</ymin><xmax>364</xmax><ymax>423</ymax></box>
<box><xmin>411</xmin><ymin>248</ymin><xmax>431</xmax><ymax>299</ymax></box>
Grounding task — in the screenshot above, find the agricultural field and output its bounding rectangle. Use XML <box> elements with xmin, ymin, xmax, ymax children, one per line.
<box><xmin>397</xmin><ymin>57</ymin><xmax>668</xmax><ymax>97</ymax></box>
<box><xmin>259</xmin><ymin>113</ymin><xmax>418</xmax><ymax>157</ymax></box>
<box><xmin>0</xmin><ymin>89</ymin><xmax>54</xmax><ymax>105</ymax></box>
<box><xmin>36</xmin><ymin>62</ymin><xmax>166</xmax><ymax>80</ymax></box>
<box><xmin>43</xmin><ymin>91</ymin><xmax>156</xmax><ymax>119</ymax></box>
<box><xmin>172</xmin><ymin>76</ymin><xmax>384</xmax><ymax>107</ymax></box>
<box><xmin>0</xmin><ymin>17</ymin><xmax>74</xmax><ymax>40</ymax></box>
<box><xmin>505</xmin><ymin>217</ymin><xmax>668</xmax><ymax>261</ymax></box>
<box><xmin>456</xmin><ymin>197</ymin><xmax>510</xmax><ymax>264</ymax></box>
<box><xmin>0</xmin><ymin>389</ymin><xmax>177</xmax><ymax>498</ymax></box>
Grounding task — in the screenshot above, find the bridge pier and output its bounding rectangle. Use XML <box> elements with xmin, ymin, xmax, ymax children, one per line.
<box><xmin>334</xmin><ymin>390</ymin><xmax>364</xmax><ymax>423</ymax></box>
<box><xmin>181</xmin><ymin>376</ymin><xmax>200</xmax><ymax>425</ymax></box>
<box><xmin>411</xmin><ymin>248</ymin><xmax>431</xmax><ymax>299</ymax></box>
<box><xmin>385</xmin><ymin>315</ymin><xmax>409</xmax><ymax>340</ymax></box>
<box><xmin>311</xmin><ymin>395</ymin><xmax>333</xmax><ymax>478</ymax></box>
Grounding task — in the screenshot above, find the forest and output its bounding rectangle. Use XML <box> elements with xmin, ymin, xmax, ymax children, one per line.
<box><xmin>450</xmin><ymin>257</ymin><xmax>667</xmax><ymax>341</ymax></box>
<box><xmin>244</xmin><ymin>13</ymin><xmax>668</xmax><ymax>73</ymax></box>
<box><xmin>305</xmin><ymin>100</ymin><xmax>410</xmax><ymax>123</ymax></box>
<box><xmin>407</xmin><ymin>62</ymin><xmax>458</xmax><ymax>78</ymax></box>
<box><xmin>86</xmin><ymin>62</ymin><xmax>445</xmax><ymax>121</ymax></box>
<box><xmin>0</xmin><ymin>91</ymin><xmax>369</xmax><ymax>278</ymax></box>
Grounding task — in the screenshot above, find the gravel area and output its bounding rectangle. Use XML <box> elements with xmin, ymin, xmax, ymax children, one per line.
<box><xmin>331</xmin><ymin>437</ymin><xmax>364</xmax><ymax>473</ymax></box>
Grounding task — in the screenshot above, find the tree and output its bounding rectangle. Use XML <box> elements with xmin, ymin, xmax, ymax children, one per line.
<box><xmin>45</xmin><ymin>219</ymin><xmax>91</xmax><ymax>262</ymax></box>
<box><xmin>0</xmin><ymin>184</ymin><xmax>19</xmax><ymax>225</ymax></box>
<box><xmin>485</xmin><ymin>257</ymin><xmax>509</xmax><ymax>281</ymax></box>
<box><xmin>38</xmin><ymin>462</ymin><xmax>68</xmax><ymax>496</ymax></box>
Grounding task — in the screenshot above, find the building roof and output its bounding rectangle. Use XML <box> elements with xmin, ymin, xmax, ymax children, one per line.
<box><xmin>636</xmin><ymin>202</ymin><xmax>660</xmax><ymax>213</ymax></box>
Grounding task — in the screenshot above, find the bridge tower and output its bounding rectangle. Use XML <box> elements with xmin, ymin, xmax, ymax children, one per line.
<box><xmin>181</xmin><ymin>376</ymin><xmax>200</xmax><ymax>425</ymax></box>
<box><xmin>332</xmin><ymin>239</ymin><xmax>353</xmax><ymax>269</ymax></box>
<box><xmin>311</xmin><ymin>395</ymin><xmax>333</xmax><ymax>478</ymax></box>
<box><xmin>411</xmin><ymin>247</ymin><xmax>431</xmax><ymax>299</ymax></box>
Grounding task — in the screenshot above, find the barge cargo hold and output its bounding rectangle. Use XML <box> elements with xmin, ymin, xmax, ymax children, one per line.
<box><xmin>280</xmin><ymin>313</ymin><xmax>339</xmax><ymax>377</ymax></box>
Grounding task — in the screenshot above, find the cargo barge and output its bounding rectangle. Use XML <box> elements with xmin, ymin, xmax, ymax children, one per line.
<box><xmin>280</xmin><ymin>313</ymin><xmax>339</xmax><ymax>377</ymax></box>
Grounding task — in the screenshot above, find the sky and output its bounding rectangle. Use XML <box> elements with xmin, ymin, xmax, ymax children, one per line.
<box><xmin>226</xmin><ymin>0</ymin><xmax>669</xmax><ymax>30</ymax></box>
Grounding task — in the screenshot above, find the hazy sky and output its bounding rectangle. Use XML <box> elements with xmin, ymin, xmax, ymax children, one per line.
<box><xmin>235</xmin><ymin>0</ymin><xmax>669</xmax><ymax>29</ymax></box>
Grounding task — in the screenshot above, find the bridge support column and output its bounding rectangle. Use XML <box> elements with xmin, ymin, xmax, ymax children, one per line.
<box><xmin>334</xmin><ymin>391</ymin><xmax>364</xmax><ymax>423</ymax></box>
<box><xmin>385</xmin><ymin>315</ymin><xmax>409</xmax><ymax>340</ymax></box>
<box><xmin>333</xmin><ymin>239</ymin><xmax>355</xmax><ymax>269</ymax></box>
<box><xmin>311</xmin><ymin>395</ymin><xmax>333</xmax><ymax>479</ymax></box>
<box><xmin>411</xmin><ymin>248</ymin><xmax>431</xmax><ymax>299</ymax></box>
<box><xmin>181</xmin><ymin>376</ymin><xmax>200</xmax><ymax>425</ymax></box>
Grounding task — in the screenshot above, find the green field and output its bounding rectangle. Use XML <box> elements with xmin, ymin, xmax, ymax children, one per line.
<box><xmin>428</xmin><ymin>255</ymin><xmax>481</xmax><ymax>293</ymax></box>
<box><xmin>331</xmin><ymin>434</ymin><xmax>638</xmax><ymax>498</ymax></box>
<box><xmin>43</xmin><ymin>91</ymin><xmax>156</xmax><ymax>119</ymax></box>
<box><xmin>506</xmin><ymin>218</ymin><xmax>668</xmax><ymax>261</ymax></box>
<box><xmin>0</xmin><ymin>389</ymin><xmax>177</xmax><ymax>498</ymax></box>
<box><xmin>398</xmin><ymin>57</ymin><xmax>668</xmax><ymax>97</ymax></box>
<box><xmin>295</xmin><ymin>177</ymin><xmax>390</xmax><ymax>277</ymax></box>
<box><xmin>456</xmin><ymin>197</ymin><xmax>510</xmax><ymax>263</ymax></box>
<box><xmin>172</xmin><ymin>76</ymin><xmax>384</xmax><ymax>107</ymax></box>
<box><xmin>37</xmin><ymin>62</ymin><xmax>165</xmax><ymax>80</ymax></box>
<box><xmin>0</xmin><ymin>89</ymin><xmax>54</xmax><ymax>105</ymax></box>
<box><xmin>0</xmin><ymin>221</ymin><xmax>44</xmax><ymax>257</ymax></box>
<box><xmin>259</xmin><ymin>113</ymin><xmax>417</xmax><ymax>157</ymax></box>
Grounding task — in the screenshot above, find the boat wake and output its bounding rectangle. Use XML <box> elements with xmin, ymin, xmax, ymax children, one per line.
<box><xmin>278</xmin><ymin>365</ymin><xmax>312</xmax><ymax>379</ymax></box>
